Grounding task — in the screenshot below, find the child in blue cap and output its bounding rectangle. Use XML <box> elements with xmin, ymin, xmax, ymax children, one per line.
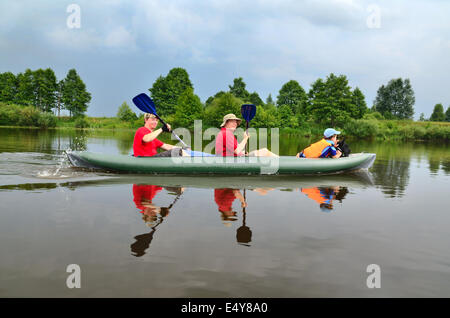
<box><xmin>296</xmin><ymin>128</ymin><xmax>342</xmax><ymax>158</ymax></box>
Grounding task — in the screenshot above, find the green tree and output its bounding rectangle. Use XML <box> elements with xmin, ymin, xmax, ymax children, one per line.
<box><xmin>373</xmin><ymin>78</ymin><xmax>415</xmax><ymax>119</ymax></box>
<box><xmin>0</xmin><ymin>72</ymin><xmax>17</xmax><ymax>102</ymax></box>
<box><xmin>229</xmin><ymin>77</ymin><xmax>249</xmax><ymax>100</ymax></box>
<box><xmin>351</xmin><ymin>87</ymin><xmax>367</xmax><ymax>119</ymax></box>
<box><xmin>32</xmin><ymin>68</ymin><xmax>57</xmax><ymax>112</ymax></box>
<box><xmin>15</xmin><ymin>69</ymin><xmax>34</xmax><ymax>105</ymax></box>
<box><xmin>430</xmin><ymin>103</ymin><xmax>445</xmax><ymax>122</ymax></box>
<box><xmin>43</xmin><ymin>68</ymin><xmax>58</xmax><ymax>112</ymax></box>
<box><xmin>62</xmin><ymin>69</ymin><xmax>91</xmax><ymax>117</ymax></box>
<box><xmin>117</xmin><ymin>101</ymin><xmax>137</xmax><ymax>122</ymax></box>
<box><xmin>308</xmin><ymin>73</ymin><xmax>356</xmax><ymax>127</ymax></box>
<box><xmin>248</xmin><ymin>92</ymin><xmax>264</xmax><ymax>106</ymax></box>
<box><xmin>55</xmin><ymin>80</ymin><xmax>64</xmax><ymax>118</ymax></box>
<box><xmin>205</xmin><ymin>91</ymin><xmax>226</xmax><ymax>107</ymax></box>
<box><xmin>149</xmin><ymin>67</ymin><xmax>193</xmax><ymax>116</ymax></box>
<box><xmin>266</xmin><ymin>94</ymin><xmax>274</xmax><ymax>106</ymax></box>
<box><xmin>419</xmin><ymin>113</ymin><xmax>426</xmax><ymax>121</ymax></box>
<box><xmin>252</xmin><ymin>104</ymin><xmax>279</xmax><ymax>128</ymax></box>
<box><xmin>276</xmin><ymin>80</ymin><xmax>307</xmax><ymax>114</ymax></box>
<box><xmin>174</xmin><ymin>87</ymin><xmax>204</xmax><ymax>128</ymax></box>
<box><xmin>445</xmin><ymin>106</ymin><xmax>450</xmax><ymax>122</ymax></box>
<box><xmin>204</xmin><ymin>92</ymin><xmax>242</xmax><ymax>127</ymax></box>
<box><xmin>277</xmin><ymin>104</ymin><xmax>298</xmax><ymax>128</ymax></box>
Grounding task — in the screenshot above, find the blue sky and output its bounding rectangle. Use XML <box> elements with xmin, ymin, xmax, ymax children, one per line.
<box><xmin>1</xmin><ymin>0</ymin><xmax>449</xmax><ymax>118</ymax></box>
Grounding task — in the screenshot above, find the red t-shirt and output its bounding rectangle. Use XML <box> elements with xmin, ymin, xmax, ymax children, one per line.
<box><xmin>214</xmin><ymin>188</ymin><xmax>237</xmax><ymax>212</ymax></box>
<box><xmin>133</xmin><ymin>184</ymin><xmax>163</xmax><ymax>211</ymax></box>
<box><xmin>215</xmin><ymin>127</ymin><xmax>241</xmax><ymax>156</ymax></box>
<box><xmin>133</xmin><ymin>127</ymin><xmax>164</xmax><ymax>157</ymax></box>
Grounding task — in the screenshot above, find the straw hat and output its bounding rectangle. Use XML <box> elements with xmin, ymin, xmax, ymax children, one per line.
<box><xmin>220</xmin><ymin>114</ymin><xmax>242</xmax><ymax>127</ymax></box>
<box><xmin>144</xmin><ymin>113</ymin><xmax>157</xmax><ymax>120</ymax></box>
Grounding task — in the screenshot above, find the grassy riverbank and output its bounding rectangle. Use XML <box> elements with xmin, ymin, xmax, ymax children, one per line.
<box><xmin>1</xmin><ymin>103</ymin><xmax>449</xmax><ymax>141</ymax></box>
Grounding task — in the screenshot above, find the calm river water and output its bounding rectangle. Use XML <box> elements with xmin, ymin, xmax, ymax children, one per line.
<box><xmin>0</xmin><ymin>127</ymin><xmax>449</xmax><ymax>297</ymax></box>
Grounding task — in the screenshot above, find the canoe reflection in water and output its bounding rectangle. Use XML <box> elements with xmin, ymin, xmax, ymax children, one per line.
<box><xmin>214</xmin><ymin>188</ymin><xmax>274</xmax><ymax>246</ymax></box>
<box><xmin>300</xmin><ymin>186</ymin><xmax>349</xmax><ymax>212</ymax></box>
<box><xmin>130</xmin><ymin>184</ymin><xmax>184</xmax><ymax>257</ymax></box>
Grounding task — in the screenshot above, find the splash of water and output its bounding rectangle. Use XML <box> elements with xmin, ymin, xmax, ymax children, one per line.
<box><xmin>36</xmin><ymin>149</ymin><xmax>73</xmax><ymax>178</ymax></box>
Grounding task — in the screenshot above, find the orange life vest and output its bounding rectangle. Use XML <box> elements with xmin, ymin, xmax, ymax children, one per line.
<box><xmin>301</xmin><ymin>188</ymin><xmax>328</xmax><ymax>204</ymax></box>
<box><xmin>302</xmin><ymin>139</ymin><xmax>333</xmax><ymax>158</ymax></box>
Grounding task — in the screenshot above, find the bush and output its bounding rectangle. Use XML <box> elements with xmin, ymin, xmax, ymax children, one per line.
<box><xmin>411</xmin><ymin>126</ymin><xmax>426</xmax><ymax>139</ymax></box>
<box><xmin>343</xmin><ymin>119</ymin><xmax>379</xmax><ymax>138</ymax></box>
<box><xmin>385</xmin><ymin>121</ymin><xmax>397</xmax><ymax>130</ymax></box>
<box><xmin>424</xmin><ymin>125</ymin><xmax>449</xmax><ymax>140</ymax></box>
<box><xmin>133</xmin><ymin>115</ymin><xmax>145</xmax><ymax>128</ymax></box>
<box><xmin>0</xmin><ymin>103</ymin><xmax>21</xmax><ymax>125</ymax></box>
<box><xmin>74</xmin><ymin>116</ymin><xmax>90</xmax><ymax>128</ymax></box>
<box><xmin>18</xmin><ymin>106</ymin><xmax>40</xmax><ymax>127</ymax></box>
<box><xmin>37</xmin><ymin>112</ymin><xmax>57</xmax><ymax>128</ymax></box>
<box><xmin>363</xmin><ymin>112</ymin><xmax>384</xmax><ymax>120</ymax></box>
<box><xmin>117</xmin><ymin>102</ymin><xmax>138</xmax><ymax>122</ymax></box>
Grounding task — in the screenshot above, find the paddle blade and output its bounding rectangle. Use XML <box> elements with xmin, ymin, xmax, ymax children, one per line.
<box><xmin>241</xmin><ymin>104</ymin><xmax>256</xmax><ymax>122</ymax></box>
<box><xmin>132</xmin><ymin>93</ymin><xmax>157</xmax><ymax>115</ymax></box>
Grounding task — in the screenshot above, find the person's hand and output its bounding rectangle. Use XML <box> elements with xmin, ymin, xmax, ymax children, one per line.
<box><xmin>241</xmin><ymin>201</ymin><xmax>247</xmax><ymax>208</ymax></box>
<box><xmin>244</xmin><ymin>131</ymin><xmax>250</xmax><ymax>139</ymax></box>
<box><xmin>296</xmin><ymin>152</ymin><xmax>300</xmax><ymax>158</ymax></box>
<box><xmin>162</xmin><ymin>123</ymin><xmax>171</xmax><ymax>132</ymax></box>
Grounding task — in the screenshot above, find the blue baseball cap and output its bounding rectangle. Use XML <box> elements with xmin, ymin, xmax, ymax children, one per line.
<box><xmin>324</xmin><ymin>128</ymin><xmax>341</xmax><ymax>138</ymax></box>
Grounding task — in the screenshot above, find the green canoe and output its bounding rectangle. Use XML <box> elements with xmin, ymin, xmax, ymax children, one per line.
<box><xmin>67</xmin><ymin>151</ymin><xmax>376</xmax><ymax>175</ymax></box>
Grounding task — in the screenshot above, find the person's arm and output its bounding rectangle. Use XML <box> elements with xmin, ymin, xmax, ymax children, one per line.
<box><xmin>234</xmin><ymin>132</ymin><xmax>249</xmax><ymax>155</ymax></box>
<box><xmin>142</xmin><ymin>124</ymin><xmax>171</xmax><ymax>143</ymax></box>
<box><xmin>160</xmin><ymin>143</ymin><xmax>176</xmax><ymax>151</ymax></box>
<box><xmin>332</xmin><ymin>149</ymin><xmax>342</xmax><ymax>159</ymax></box>
<box><xmin>142</xmin><ymin>128</ymin><xmax>163</xmax><ymax>143</ymax></box>
<box><xmin>233</xmin><ymin>189</ymin><xmax>247</xmax><ymax>208</ymax></box>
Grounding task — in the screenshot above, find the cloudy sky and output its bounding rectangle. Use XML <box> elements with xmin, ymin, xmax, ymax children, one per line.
<box><xmin>1</xmin><ymin>0</ymin><xmax>449</xmax><ymax>118</ymax></box>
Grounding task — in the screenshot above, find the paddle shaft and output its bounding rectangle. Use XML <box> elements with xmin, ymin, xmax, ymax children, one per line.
<box><xmin>246</xmin><ymin>121</ymin><xmax>249</xmax><ymax>155</ymax></box>
<box><xmin>154</xmin><ymin>113</ymin><xmax>189</xmax><ymax>149</ymax></box>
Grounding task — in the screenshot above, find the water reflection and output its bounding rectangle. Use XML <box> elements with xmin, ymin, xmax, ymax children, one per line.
<box><xmin>300</xmin><ymin>186</ymin><xmax>349</xmax><ymax>212</ymax></box>
<box><xmin>371</xmin><ymin>158</ymin><xmax>410</xmax><ymax>198</ymax></box>
<box><xmin>130</xmin><ymin>185</ymin><xmax>183</xmax><ymax>257</ymax></box>
<box><xmin>214</xmin><ymin>189</ymin><xmax>245</xmax><ymax>225</ymax></box>
<box><xmin>237</xmin><ymin>190</ymin><xmax>252</xmax><ymax>246</ymax></box>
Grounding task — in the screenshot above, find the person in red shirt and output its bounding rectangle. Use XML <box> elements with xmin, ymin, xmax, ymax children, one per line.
<box><xmin>133</xmin><ymin>113</ymin><xmax>187</xmax><ymax>157</ymax></box>
<box><xmin>214</xmin><ymin>188</ymin><xmax>246</xmax><ymax>225</ymax></box>
<box><xmin>215</xmin><ymin>113</ymin><xmax>278</xmax><ymax>157</ymax></box>
<box><xmin>131</xmin><ymin>184</ymin><xmax>184</xmax><ymax>257</ymax></box>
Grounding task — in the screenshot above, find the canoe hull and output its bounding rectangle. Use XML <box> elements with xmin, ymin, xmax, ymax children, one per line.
<box><xmin>67</xmin><ymin>151</ymin><xmax>376</xmax><ymax>175</ymax></box>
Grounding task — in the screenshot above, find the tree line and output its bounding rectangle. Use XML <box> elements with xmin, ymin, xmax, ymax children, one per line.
<box><xmin>0</xmin><ymin>68</ymin><xmax>91</xmax><ymax>117</ymax></box>
<box><xmin>421</xmin><ymin>104</ymin><xmax>450</xmax><ymax>122</ymax></box>
<box><xmin>118</xmin><ymin>67</ymin><xmax>449</xmax><ymax>129</ymax></box>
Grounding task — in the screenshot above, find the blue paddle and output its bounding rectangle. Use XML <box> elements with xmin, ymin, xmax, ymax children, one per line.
<box><xmin>241</xmin><ymin>104</ymin><xmax>256</xmax><ymax>154</ymax></box>
<box><xmin>132</xmin><ymin>93</ymin><xmax>189</xmax><ymax>149</ymax></box>
<box><xmin>241</xmin><ymin>104</ymin><xmax>256</xmax><ymax>130</ymax></box>
<box><xmin>240</xmin><ymin>104</ymin><xmax>256</xmax><ymax>214</ymax></box>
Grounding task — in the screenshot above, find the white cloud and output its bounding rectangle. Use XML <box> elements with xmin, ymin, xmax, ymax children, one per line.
<box><xmin>46</xmin><ymin>28</ymin><xmax>101</xmax><ymax>51</ymax></box>
<box><xmin>104</xmin><ymin>26</ymin><xmax>136</xmax><ymax>50</ymax></box>
<box><xmin>1</xmin><ymin>0</ymin><xmax>450</xmax><ymax>116</ymax></box>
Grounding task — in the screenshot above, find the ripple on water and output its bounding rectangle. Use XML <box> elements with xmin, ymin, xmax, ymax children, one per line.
<box><xmin>0</xmin><ymin>151</ymin><xmax>107</xmax><ymax>180</ymax></box>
